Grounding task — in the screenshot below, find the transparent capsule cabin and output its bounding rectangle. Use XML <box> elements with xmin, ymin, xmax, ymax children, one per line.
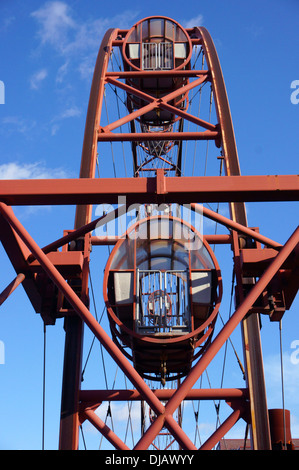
<box><xmin>104</xmin><ymin>210</ymin><xmax>222</xmax><ymax>384</ymax></box>
<box><xmin>121</xmin><ymin>17</ymin><xmax>192</xmax><ymax>161</ymax></box>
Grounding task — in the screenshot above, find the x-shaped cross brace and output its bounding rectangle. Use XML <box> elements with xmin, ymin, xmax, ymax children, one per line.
<box><xmin>99</xmin><ymin>73</ymin><xmax>216</xmax><ymax>135</ymax></box>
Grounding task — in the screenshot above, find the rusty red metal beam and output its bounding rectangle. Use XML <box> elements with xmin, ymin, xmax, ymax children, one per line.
<box><xmin>100</xmin><ymin>73</ymin><xmax>213</xmax><ymax>133</ymax></box>
<box><xmin>0</xmin><ymin>204</ymin><xmax>164</xmax><ymax>415</ymax></box>
<box><xmin>199</xmin><ymin>408</ymin><xmax>243</xmax><ymax>450</ymax></box>
<box><xmin>27</xmin><ymin>205</ymin><xmax>127</xmax><ymax>262</ymax></box>
<box><xmin>159</xmin><ymin>101</ymin><xmax>217</xmax><ymax>131</ymax></box>
<box><xmin>0</xmin><ymin>212</ymin><xmax>43</xmax><ymax>311</ymax></box>
<box><xmin>133</xmin><ymin>225</ymin><xmax>299</xmax><ymax>449</ymax></box>
<box><xmin>195</xmin><ymin>25</ymin><xmax>273</xmax><ymax>449</ymax></box>
<box><xmin>98</xmin><ymin>130</ymin><xmax>219</xmax><ymax>142</ymax></box>
<box><xmin>1</xmin><ymin>16</ymin><xmax>298</xmax><ymax>449</ymax></box>
<box><xmin>195</xmin><ymin>204</ymin><xmax>282</xmax><ymax>249</ymax></box>
<box><xmin>76</xmin><ymin>27</ymin><xmax>120</xmax><ymax>229</ymax></box>
<box><xmin>105</xmin><ymin>69</ymin><xmax>208</xmax><ymax>109</ymax></box>
<box><xmin>0</xmin><ymin>202</ymin><xmax>197</xmax><ymax>450</ymax></box>
<box><xmin>59</xmin><ymin>27</ymin><xmax>121</xmax><ymax>450</ymax></box>
<box><xmin>79</xmin><ymin>388</ymin><xmax>248</xmax><ymax>403</ymax></box>
<box><xmin>0</xmin><ymin>174</ymin><xmax>298</xmax><ymax>206</ymax></box>
<box><xmin>79</xmin><ymin>388</ymin><xmax>249</xmax><ymax>450</ymax></box>
<box><xmin>105</xmin><ymin>82</ymin><xmax>216</xmax><ymax>133</ymax></box>
<box><xmin>0</xmin><ymin>273</ymin><xmax>25</xmax><ymax>306</ymax></box>
<box><xmin>81</xmin><ymin>408</ymin><xmax>130</xmax><ymax>450</ymax></box>
<box><xmin>106</xmin><ymin>70</ymin><xmax>209</xmax><ymax>78</ymax></box>
<box><xmin>90</xmin><ymin>233</ymin><xmax>232</xmax><ymax>246</ymax></box>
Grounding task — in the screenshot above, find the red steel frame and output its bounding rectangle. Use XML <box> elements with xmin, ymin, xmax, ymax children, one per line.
<box><xmin>0</xmin><ymin>202</ymin><xmax>297</xmax><ymax>450</ymax></box>
<box><xmin>0</xmin><ymin>17</ymin><xmax>298</xmax><ymax>450</ymax></box>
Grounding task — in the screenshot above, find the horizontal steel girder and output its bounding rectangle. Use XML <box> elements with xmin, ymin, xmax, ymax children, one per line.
<box><xmin>79</xmin><ymin>388</ymin><xmax>248</xmax><ymax>404</ymax></box>
<box><xmin>0</xmin><ymin>174</ymin><xmax>298</xmax><ymax>206</ymax></box>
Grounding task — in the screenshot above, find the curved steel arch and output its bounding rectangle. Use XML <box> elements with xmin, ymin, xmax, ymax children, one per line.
<box><xmin>59</xmin><ymin>28</ymin><xmax>119</xmax><ymax>450</ymax></box>
<box><xmin>75</xmin><ymin>27</ymin><xmax>119</xmax><ymax>228</ymax></box>
<box><xmin>191</xmin><ymin>26</ymin><xmax>271</xmax><ymax>449</ymax></box>
<box><xmin>194</xmin><ymin>26</ymin><xmax>247</xmax><ymax>225</ymax></box>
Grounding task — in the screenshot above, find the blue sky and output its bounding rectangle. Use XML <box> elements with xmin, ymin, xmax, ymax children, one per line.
<box><xmin>0</xmin><ymin>0</ymin><xmax>298</xmax><ymax>450</ymax></box>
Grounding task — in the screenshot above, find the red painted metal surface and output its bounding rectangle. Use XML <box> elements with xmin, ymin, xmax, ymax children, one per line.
<box><xmin>0</xmin><ymin>15</ymin><xmax>298</xmax><ymax>451</ymax></box>
<box><xmin>0</xmin><ymin>273</ymin><xmax>25</xmax><ymax>306</ymax></box>
<box><xmin>79</xmin><ymin>387</ymin><xmax>249</xmax><ymax>403</ymax></box>
<box><xmin>268</xmin><ymin>409</ymin><xmax>294</xmax><ymax>449</ymax></box>
<box><xmin>0</xmin><ymin>174</ymin><xmax>298</xmax><ymax>206</ymax></box>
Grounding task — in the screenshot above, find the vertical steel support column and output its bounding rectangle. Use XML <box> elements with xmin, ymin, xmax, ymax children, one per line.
<box><xmin>196</xmin><ymin>26</ymin><xmax>272</xmax><ymax>449</ymax></box>
<box><xmin>59</xmin><ymin>315</ymin><xmax>84</xmax><ymax>449</ymax></box>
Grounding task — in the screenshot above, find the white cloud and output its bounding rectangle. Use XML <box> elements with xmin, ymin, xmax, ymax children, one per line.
<box><xmin>264</xmin><ymin>351</ymin><xmax>299</xmax><ymax>409</ymax></box>
<box><xmin>0</xmin><ymin>162</ymin><xmax>72</xmax><ymax>219</ymax></box>
<box><xmin>31</xmin><ymin>1</ymin><xmax>76</xmax><ymax>52</ymax></box>
<box><xmin>31</xmin><ymin>2</ymin><xmax>139</xmax><ymax>81</ymax></box>
<box><xmin>30</xmin><ymin>68</ymin><xmax>48</xmax><ymax>89</ymax></box>
<box><xmin>96</xmin><ymin>401</ymin><xmax>140</xmax><ymax>429</ymax></box>
<box><xmin>182</xmin><ymin>15</ymin><xmax>204</xmax><ymax>30</ymax></box>
<box><xmin>50</xmin><ymin>105</ymin><xmax>82</xmax><ymax>135</ymax></box>
<box><xmin>59</xmin><ymin>106</ymin><xmax>81</xmax><ymax>119</ymax></box>
<box><xmin>1</xmin><ymin>116</ymin><xmax>37</xmax><ymax>135</ymax></box>
<box><xmin>78</xmin><ymin>56</ymin><xmax>96</xmax><ymax>81</ymax></box>
<box><xmin>0</xmin><ymin>15</ymin><xmax>16</xmax><ymax>32</ymax></box>
<box><xmin>263</xmin><ymin>351</ymin><xmax>299</xmax><ymax>439</ymax></box>
<box><xmin>56</xmin><ymin>60</ymin><xmax>69</xmax><ymax>83</ymax></box>
<box><xmin>82</xmin><ymin>401</ymin><xmax>141</xmax><ymax>441</ymax></box>
<box><xmin>0</xmin><ymin>162</ymin><xmax>69</xmax><ymax>180</ymax></box>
